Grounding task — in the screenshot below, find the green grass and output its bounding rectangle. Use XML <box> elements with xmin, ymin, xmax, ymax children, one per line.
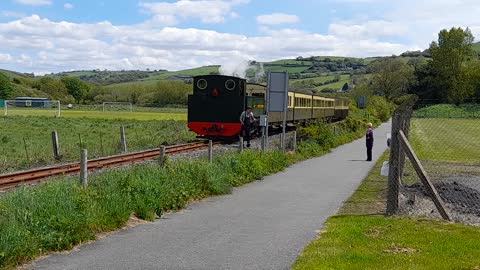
<box><xmin>0</xmin><ymin>116</ymin><xmax>195</xmax><ymax>173</ymax></box>
<box><xmin>292</xmin><ymin>151</ymin><xmax>480</xmax><ymax>270</ymax></box>
<box><xmin>292</xmin><ymin>216</ymin><xmax>480</xmax><ymax>270</ymax></box>
<box><xmin>4</xmin><ymin>108</ymin><xmax>186</xmax><ymax>121</ymax></box>
<box><xmin>410</xmin><ymin>118</ymin><xmax>480</xmax><ymax>164</ymax></box>
<box><xmin>415</xmin><ymin>103</ymin><xmax>480</xmax><ymax>118</ymax></box>
<box><xmin>291</xmin><ymin>74</ymin><xmax>349</xmax><ymax>84</ymax></box>
<box><xmin>315</xmin><ymin>78</ymin><xmax>349</xmax><ymax>92</ymax></box>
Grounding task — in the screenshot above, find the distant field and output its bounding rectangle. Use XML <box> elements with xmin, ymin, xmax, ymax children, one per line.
<box><xmin>291</xmin><ymin>74</ymin><xmax>349</xmax><ymax>84</ymax></box>
<box><xmin>0</xmin><ymin>115</ymin><xmax>195</xmax><ymax>173</ymax></box>
<box><xmin>4</xmin><ymin>108</ymin><xmax>187</xmax><ymax>121</ymax></box>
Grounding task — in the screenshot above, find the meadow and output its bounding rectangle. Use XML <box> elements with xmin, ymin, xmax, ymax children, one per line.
<box><xmin>0</xmin><ymin>112</ymin><xmax>194</xmax><ymax>173</ymax></box>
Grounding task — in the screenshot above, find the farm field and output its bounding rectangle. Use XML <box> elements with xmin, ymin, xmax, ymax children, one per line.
<box><xmin>0</xmin><ymin>115</ymin><xmax>195</xmax><ymax>173</ymax></box>
<box><xmin>3</xmin><ymin>107</ymin><xmax>187</xmax><ymax>121</ymax></box>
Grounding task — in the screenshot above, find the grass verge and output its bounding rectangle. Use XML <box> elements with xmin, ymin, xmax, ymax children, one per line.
<box><xmin>292</xmin><ymin>151</ymin><xmax>480</xmax><ymax>270</ymax></box>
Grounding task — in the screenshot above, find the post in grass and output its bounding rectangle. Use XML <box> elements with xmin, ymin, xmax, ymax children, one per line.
<box><xmin>159</xmin><ymin>145</ymin><xmax>166</xmax><ymax>166</ymax></box>
<box><xmin>80</xmin><ymin>149</ymin><xmax>88</xmax><ymax>187</ymax></box>
<box><xmin>52</xmin><ymin>130</ymin><xmax>60</xmax><ymax>160</ymax></box>
<box><xmin>208</xmin><ymin>140</ymin><xmax>213</xmax><ymax>162</ymax></box>
<box><xmin>120</xmin><ymin>126</ymin><xmax>127</xmax><ymax>153</ymax></box>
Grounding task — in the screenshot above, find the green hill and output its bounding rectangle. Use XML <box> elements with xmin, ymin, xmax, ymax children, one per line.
<box><xmin>473</xmin><ymin>41</ymin><xmax>480</xmax><ymax>53</ymax></box>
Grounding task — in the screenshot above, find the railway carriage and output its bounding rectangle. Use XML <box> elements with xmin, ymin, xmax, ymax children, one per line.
<box><xmin>188</xmin><ymin>75</ymin><xmax>350</xmax><ymax>138</ymax></box>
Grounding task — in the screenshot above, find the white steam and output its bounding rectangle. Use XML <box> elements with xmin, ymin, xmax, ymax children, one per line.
<box><xmin>219</xmin><ymin>59</ymin><xmax>266</xmax><ymax>83</ymax></box>
<box><xmin>219</xmin><ymin>59</ymin><xmax>250</xmax><ymax>78</ymax></box>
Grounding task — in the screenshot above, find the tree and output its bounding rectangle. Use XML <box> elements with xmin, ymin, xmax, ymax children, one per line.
<box><xmin>0</xmin><ymin>73</ymin><xmax>14</xmax><ymax>99</ymax></box>
<box><xmin>61</xmin><ymin>77</ymin><xmax>91</xmax><ymax>104</ymax></box>
<box><xmin>429</xmin><ymin>27</ymin><xmax>475</xmax><ymax>104</ymax></box>
<box><xmin>369</xmin><ymin>58</ymin><xmax>413</xmax><ymax>100</ymax></box>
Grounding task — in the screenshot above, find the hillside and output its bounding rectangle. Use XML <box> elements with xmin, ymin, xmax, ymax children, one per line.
<box><xmin>0</xmin><ymin>50</ymin><xmax>436</xmax><ymax>104</ymax></box>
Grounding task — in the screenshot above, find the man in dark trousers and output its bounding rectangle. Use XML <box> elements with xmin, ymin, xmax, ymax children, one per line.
<box><xmin>240</xmin><ymin>106</ymin><xmax>255</xmax><ymax>147</ymax></box>
<box><xmin>366</xmin><ymin>122</ymin><xmax>374</xmax><ymax>161</ymax></box>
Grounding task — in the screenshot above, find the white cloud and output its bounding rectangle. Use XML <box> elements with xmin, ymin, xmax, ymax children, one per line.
<box><xmin>256</xmin><ymin>13</ymin><xmax>300</xmax><ymax>25</ymax></box>
<box><xmin>14</xmin><ymin>0</ymin><xmax>52</xmax><ymax>6</ymax></box>
<box><xmin>0</xmin><ymin>53</ymin><xmax>13</xmax><ymax>63</ymax></box>
<box><xmin>64</xmin><ymin>3</ymin><xmax>74</xmax><ymax>9</ymax></box>
<box><xmin>139</xmin><ymin>0</ymin><xmax>249</xmax><ymax>25</ymax></box>
<box><xmin>0</xmin><ymin>14</ymin><xmax>412</xmax><ymax>74</ymax></box>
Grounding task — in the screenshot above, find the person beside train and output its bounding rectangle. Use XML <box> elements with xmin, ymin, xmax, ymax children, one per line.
<box><xmin>366</xmin><ymin>122</ymin><xmax>374</xmax><ymax>161</ymax></box>
<box><xmin>240</xmin><ymin>106</ymin><xmax>255</xmax><ymax>148</ymax></box>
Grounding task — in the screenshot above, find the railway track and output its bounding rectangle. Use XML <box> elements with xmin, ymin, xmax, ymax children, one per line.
<box><xmin>0</xmin><ymin>141</ymin><xmax>220</xmax><ymax>191</ymax></box>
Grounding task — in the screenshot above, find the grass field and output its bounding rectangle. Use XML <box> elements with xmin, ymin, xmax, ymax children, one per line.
<box><xmin>292</xmin><ymin>151</ymin><xmax>480</xmax><ymax>270</ymax></box>
<box><xmin>0</xmin><ymin>115</ymin><xmax>195</xmax><ymax>173</ymax></box>
<box><xmin>3</xmin><ymin>107</ymin><xmax>187</xmax><ymax>121</ymax></box>
<box><xmin>410</xmin><ymin>118</ymin><xmax>480</xmax><ymax>165</ymax></box>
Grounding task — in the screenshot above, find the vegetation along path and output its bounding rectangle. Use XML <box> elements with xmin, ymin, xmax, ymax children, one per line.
<box><xmin>27</xmin><ymin>122</ymin><xmax>391</xmax><ymax>270</ymax></box>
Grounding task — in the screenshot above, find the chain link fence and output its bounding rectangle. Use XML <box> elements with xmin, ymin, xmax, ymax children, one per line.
<box><xmin>386</xmin><ymin>97</ymin><xmax>480</xmax><ymax>226</ymax></box>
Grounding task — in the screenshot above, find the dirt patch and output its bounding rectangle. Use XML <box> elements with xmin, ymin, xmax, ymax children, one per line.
<box><xmin>383</xmin><ymin>243</ymin><xmax>419</xmax><ymax>254</ymax></box>
<box><xmin>400</xmin><ymin>175</ymin><xmax>480</xmax><ymax>226</ymax></box>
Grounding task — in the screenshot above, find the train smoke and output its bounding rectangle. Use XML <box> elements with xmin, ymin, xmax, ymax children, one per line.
<box><xmin>219</xmin><ymin>59</ymin><xmax>250</xmax><ymax>78</ymax></box>
<box><xmin>219</xmin><ymin>59</ymin><xmax>266</xmax><ymax>83</ymax></box>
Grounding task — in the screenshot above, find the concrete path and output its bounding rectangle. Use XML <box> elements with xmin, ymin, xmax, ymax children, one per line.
<box><xmin>27</xmin><ymin>122</ymin><xmax>390</xmax><ymax>270</ymax></box>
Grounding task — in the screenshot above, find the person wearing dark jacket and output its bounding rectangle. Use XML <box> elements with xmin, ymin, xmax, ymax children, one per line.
<box><xmin>240</xmin><ymin>106</ymin><xmax>255</xmax><ymax>147</ymax></box>
<box><xmin>366</xmin><ymin>122</ymin><xmax>374</xmax><ymax>161</ymax></box>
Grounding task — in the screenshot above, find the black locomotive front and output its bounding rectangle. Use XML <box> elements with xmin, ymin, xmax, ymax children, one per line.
<box><xmin>188</xmin><ymin>75</ymin><xmax>246</xmax><ymax>137</ymax></box>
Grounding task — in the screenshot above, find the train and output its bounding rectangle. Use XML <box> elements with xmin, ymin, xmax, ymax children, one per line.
<box><xmin>187</xmin><ymin>75</ymin><xmax>350</xmax><ymax>138</ymax></box>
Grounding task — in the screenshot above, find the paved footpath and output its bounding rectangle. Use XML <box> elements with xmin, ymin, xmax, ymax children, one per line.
<box><xmin>27</xmin><ymin>122</ymin><xmax>390</xmax><ymax>270</ymax></box>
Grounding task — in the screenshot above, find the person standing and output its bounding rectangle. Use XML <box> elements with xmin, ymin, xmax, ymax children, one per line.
<box><xmin>366</xmin><ymin>122</ymin><xmax>374</xmax><ymax>161</ymax></box>
<box><xmin>240</xmin><ymin>106</ymin><xmax>255</xmax><ymax>147</ymax></box>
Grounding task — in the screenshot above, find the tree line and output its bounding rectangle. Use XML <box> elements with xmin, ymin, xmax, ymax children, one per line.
<box><xmin>351</xmin><ymin>27</ymin><xmax>480</xmax><ymax>105</ymax></box>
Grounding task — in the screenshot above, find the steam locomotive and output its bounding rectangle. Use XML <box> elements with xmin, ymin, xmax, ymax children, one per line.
<box><xmin>187</xmin><ymin>75</ymin><xmax>349</xmax><ymax>138</ymax></box>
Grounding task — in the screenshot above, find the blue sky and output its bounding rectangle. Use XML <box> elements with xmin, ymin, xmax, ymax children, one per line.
<box><xmin>0</xmin><ymin>0</ymin><xmax>479</xmax><ymax>74</ymax></box>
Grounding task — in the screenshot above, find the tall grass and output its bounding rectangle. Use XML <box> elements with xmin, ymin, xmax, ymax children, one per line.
<box><xmin>0</xmin><ymin>116</ymin><xmax>195</xmax><ymax>173</ymax></box>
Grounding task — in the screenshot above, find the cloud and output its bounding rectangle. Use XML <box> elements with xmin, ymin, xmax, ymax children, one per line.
<box><xmin>14</xmin><ymin>0</ymin><xmax>52</xmax><ymax>6</ymax></box>
<box><xmin>0</xmin><ymin>14</ymin><xmax>412</xmax><ymax>74</ymax></box>
<box><xmin>64</xmin><ymin>3</ymin><xmax>74</xmax><ymax>9</ymax></box>
<box><xmin>256</xmin><ymin>13</ymin><xmax>300</xmax><ymax>25</ymax></box>
<box><xmin>139</xmin><ymin>0</ymin><xmax>249</xmax><ymax>25</ymax></box>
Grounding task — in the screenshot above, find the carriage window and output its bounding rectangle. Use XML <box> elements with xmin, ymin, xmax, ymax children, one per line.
<box><xmin>197</xmin><ymin>79</ymin><xmax>207</xmax><ymax>90</ymax></box>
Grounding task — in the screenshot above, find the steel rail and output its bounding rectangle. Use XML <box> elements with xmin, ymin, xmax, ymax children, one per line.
<box><xmin>0</xmin><ymin>141</ymin><xmax>220</xmax><ymax>191</ymax></box>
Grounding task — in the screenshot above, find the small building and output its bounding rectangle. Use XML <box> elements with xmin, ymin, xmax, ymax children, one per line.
<box><xmin>14</xmin><ymin>97</ymin><xmax>50</xmax><ymax>108</ymax></box>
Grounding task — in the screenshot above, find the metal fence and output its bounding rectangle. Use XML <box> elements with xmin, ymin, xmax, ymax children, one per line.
<box><xmin>387</xmin><ymin>98</ymin><xmax>480</xmax><ymax>226</ymax></box>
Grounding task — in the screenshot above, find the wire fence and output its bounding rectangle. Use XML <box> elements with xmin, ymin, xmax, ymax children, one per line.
<box><xmin>386</xmin><ymin>98</ymin><xmax>480</xmax><ymax>225</ymax></box>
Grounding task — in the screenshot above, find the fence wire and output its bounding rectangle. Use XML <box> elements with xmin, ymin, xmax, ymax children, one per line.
<box><xmin>387</xmin><ymin>100</ymin><xmax>480</xmax><ymax>226</ymax></box>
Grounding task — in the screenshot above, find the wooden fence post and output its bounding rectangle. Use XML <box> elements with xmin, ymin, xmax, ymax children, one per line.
<box><xmin>398</xmin><ymin>131</ymin><xmax>451</xmax><ymax>221</ymax></box>
<box><xmin>208</xmin><ymin>140</ymin><xmax>213</xmax><ymax>163</ymax></box>
<box><xmin>120</xmin><ymin>126</ymin><xmax>127</xmax><ymax>153</ymax></box>
<box><xmin>52</xmin><ymin>131</ymin><xmax>60</xmax><ymax>160</ymax></box>
<box><xmin>80</xmin><ymin>149</ymin><xmax>88</xmax><ymax>187</ymax></box>
<box><xmin>292</xmin><ymin>130</ymin><xmax>297</xmax><ymax>152</ymax></box>
<box><xmin>386</xmin><ymin>113</ymin><xmax>402</xmax><ymax>215</ymax></box>
<box><xmin>239</xmin><ymin>137</ymin><xmax>244</xmax><ymax>152</ymax></box>
<box><xmin>159</xmin><ymin>146</ymin><xmax>166</xmax><ymax>166</ymax></box>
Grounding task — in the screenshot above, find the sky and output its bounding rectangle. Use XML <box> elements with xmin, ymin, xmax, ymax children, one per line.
<box><xmin>0</xmin><ymin>0</ymin><xmax>479</xmax><ymax>75</ymax></box>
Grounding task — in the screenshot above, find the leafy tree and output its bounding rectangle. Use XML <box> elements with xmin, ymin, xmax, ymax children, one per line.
<box><xmin>0</xmin><ymin>73</ymin><xmax>14</xmax><ymax>99</ymax></box>
<box><xmin>61</xmin><ymin>77</ymin><xmax>91</xmax><ymax>104</ymax></box>
<box><xmin>37</xmin><ymin>77</ymin><xmax>68</xmax><ymax>100</ymax></box>
<box><xmin>429</xmin><ymin>27</ymin><xmax>475</xmax><ymax>104</ymax></box>
<box><xmin>369</xmin><ymin>58</ymin><xmax>414</xmax><ymax>100</ymax></box>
